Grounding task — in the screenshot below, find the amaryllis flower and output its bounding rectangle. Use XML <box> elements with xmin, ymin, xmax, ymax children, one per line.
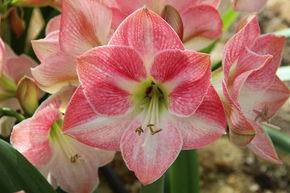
<box><xmin>221</xmin><ymin>16</ymin><xmax>289</xmax><ymax>163</ymax></box>
<box><xmin>106</xmin><ymin>0</ymin><xmax>222</xmax><ymax>50</ymax></box>
<box><xmin>63</xmin><ymin>8</ymin><xmax>226</xmax><ymax>184</ymax></box>
<box><xmin>231</xmin><ymin>0</ymin><xmax>268</xmax><ymax>12</ymax></box>
<box><xmin>0</xmin><ymin>38</ymin><xmax>36</xmax><ymax>136</ymax></box>
<box><xmin>11</xmin><ymin>87</ymin><xmax>115</xmax><ymax>193</ymax></box>
<box><xmin>31</xmin><ymin>0</ymin><xmax>115</xmax><ymax>93</ymax></box>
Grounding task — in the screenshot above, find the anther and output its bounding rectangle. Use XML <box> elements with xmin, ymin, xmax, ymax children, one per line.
<box><xmin>135</xmin><ymin>126</ymin><xmax>144</xmax><ymax>136</ymax></box>
<box><xmin>147</xmin><ymin>124</ymin><xmax>162</xmax><ymax>135</ymax></box>
<box><xmin>253</xmin><ymin>105</ymin><xmax>270</xmax><ymax>123</ymax></box>
<box><xmin>70</xmin><ymin>154</ymin><xmax>81</xmax><ymax>163</ymax></box>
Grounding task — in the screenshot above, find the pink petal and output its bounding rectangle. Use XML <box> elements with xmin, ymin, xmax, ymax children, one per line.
<box><xmin>120</xmin><ymin>120</ymin><xmax>182</xmax><ymax>184</ymax></box>
<box><xmin>176</xmin><ymin>86</ymin><xmax>226</xmax><ymax>149</ymax></box>
<box><xmin>11</xmin><ymin>108</ymin><xmax>60</xmax><ymax>166</ymax></box>
<box><xmin>232</xmin><ymin>0</ymin><xmax>268</xmax><ymax>12</ymax></box>
<box><xmin>5</xmin><ymin>55</ymin><xmax>36</xmax><ymax>83</ymax></box>
<box><xmin>223</xmin><ymin>16</ymin><xmax>260</xmax><ymax>80</ymax></box>
<box><xmin>45</xmin><ymin>135</ymin><xmax>115</xmax><ymax>193</ymax></box>
<box><xmin>45</xmin><ymin>16</ymin><xmax>61</xmax><ymax>35</ymax></box>
<box><xmin>248</xmin><ymin>124</ymin><xmax>281</xmax><ymax>163</ymax></box>
<box><xmin>150</xmin><ymin>50</ymin><xmax>211</xmax><ymax>116</ymax></box>
<box><xmin>109</xmin><ymin>8</ymin><xmax>184</xmax><ymax>58</ymax></box>
<box><xmin>165</xmin><ymin>0</ymin><xmax>220</xmax><ymax>12</ymax></box>
<box><xmin>32</xmin><ymin>31</ymin><xmax>60</xmax><ymax>62</ymax></box>
<box><xmin>115</xmin><ymin>0</ymin><xmax>145</xmax><ymax>14</ymax></box>
<box><xmin>31</xmin><ymin>52</ymin><xmax>78</xmax><ymax>93</ymax></box>
<box><xmin>182</xmin><ymin>5</ymin><xmax>222</xmax><ymax>42</ymax></box>
<box><xmin>238</xmin><ymin>76</ymin><xmax>290</xmax><ymax>120</ymax></box>
<box><xmin>0</xmin><ymin>38</ymin><xmax>5</xmax><ymax>75</ymax></box>
<box><xmin>60</xmin><ymin>0</ymin><xmax>112</xmax><ymax>56</ymax></box>
<box><xmin>77</xmin><ymin>46</ymin><xmax>146</xmax><ymax>116</ymax></box>
<box><xmin>63</xmin><ymin>86</ymin><xmax>129</xmax><ymax>151</ymax></box>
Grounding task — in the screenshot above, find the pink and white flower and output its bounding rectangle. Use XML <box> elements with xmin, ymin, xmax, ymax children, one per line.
<box><xmin>231</xmin><ymin>0</ymin><xmax>268</xmax><ymax>12</ymax></box>
<box><xmin>31</xmin><ymin>0</ymin><xmax>115</xmax><ymax>93</ymax></box>
<box><xmin>106</xmin><ymin>0</ymin><xmax>222</xmax><ymax>50</ymax></box>
<box><xmin>221</xmin><ymin>16</ymin><xmax>289</xmax><ymax>163</ymax></box>
<box><xmin>0</xmin><ymin>38</ymin><xmax>36</xmax><ymax>136</ymax></box>
<box><xmin>11</xmin><ymin>87</ymin><xmax>115</xmax><ymax>193</ymax></box>
<box><xmin>63</xmin><ymin>8</ymin><xmax>226</xmax><ymax>184</ymax></box>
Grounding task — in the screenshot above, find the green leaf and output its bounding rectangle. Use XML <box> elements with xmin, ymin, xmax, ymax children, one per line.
<box><xmin>140</xmin><ymin>175</ymin><xmax>164</xmax><ymax>193</ymax></box>
<box><xmin>199</xmin><ymin>40</ymin><xmax>218</xmax><ymax>54</ymax></box>
<box><xmin>264</xmin><ymin>126</ymin><xmax>290</xmax><ymax>154</ymax></box>
<box><xmin>222</xmin><ymin>8</ymin><xmax>239</xmax><ymax>32</ymax></box>
<box><xmin>169</xmin><ymin>150</ymin><xmax>199</xmax><ymax>193</ymax></box>
<box><xmin>274</xmin><ymin>28</ymin><xmax>290</xmax><ymax>38</ymax></box>
<box><xmin>277</xmin><ymin>66</ymin><xmax>290</xmax><ymax>81</ymax></box>
<box><xmin>0</xmin><ymin>139</ymin><xmax>57</xmax><ymax>193</ymax></box>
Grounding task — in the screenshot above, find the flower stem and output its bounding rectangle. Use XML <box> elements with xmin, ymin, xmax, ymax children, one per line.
<box><xmin>169</xmin><ymin>150</ymin><xmax>199</xmax><ymax>193</ymax></box>
<box><xmin>264</xmin><ymin>126</ymin><xmax>290</xmax><ymax>154</ymax></box>
<box><xmin>0</xmin><ymin>108</ymin><xmax>25</xmax><ymax>121</ymax></box>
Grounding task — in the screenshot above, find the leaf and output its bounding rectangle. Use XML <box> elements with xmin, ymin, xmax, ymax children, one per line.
<box><xmin>140</xmin><ymin>175</ymin><xmax>164</xmax><ymax>193</ymax></box>
<box><xmin>0</xmin><ymin>139</ymin><xmax>56</xmax><ymax>193</ymax></box>
<box><xmin>274</xmin><ymin>28</ymin><xmax>290</xmax><ymax>38</ymax></box>
<box><xmin>264</xmin><ymin>126</ymin><xmax>290</xmax><ymax>155</ymax></box>
<box><xmin>168</xmin><ymin>150</ymin><xmax>199</xmax><ymax>193</ymax></box>
<box><xmin>277</xmin><ymin>66</ymin><xmax>290</xmax><ymax>81</ymax></box>
<box><xmin>222</xmin><ymin>8</ymin><xmax>239</xmax><ymax>32</ymax></box>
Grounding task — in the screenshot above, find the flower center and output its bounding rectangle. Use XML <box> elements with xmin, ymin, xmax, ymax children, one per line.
<box><xmin>253</xmin><ymin>105</ymin><xmax>280</xmax><ymax>130</ymax></box>
<box><xmin>50</xmin><ymin>120</ymin><xmax>82</xmax><ymax>163</ymax></box>
<box><xmin>133</xmin><ymin>79</ymin><xmax>168</xmax><ymax>136</ymax></box>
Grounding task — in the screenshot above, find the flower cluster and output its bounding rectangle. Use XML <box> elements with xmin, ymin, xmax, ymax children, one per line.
<box><xmin>0</xmin><ymin>0</ymin><xmax>289</xmax><ymax>192</ymax></box>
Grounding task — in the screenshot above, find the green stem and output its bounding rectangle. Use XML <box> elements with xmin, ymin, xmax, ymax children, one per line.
<box><xmin>0</xmin><ymin>108</ymin><xmax>25</xmax><ymax>121</ymax></box>
<box><xmin>169</xmin><ymin>150</ymin><xmax>199</xmax><ymax>193</ymax></box>
<box><xmin>222</xmin><ymin>8</ymin><xmax>240</xmax><ymax>32</ymax></box>
<box><xmin>140</xmin><ymin>175</ymin><xmax>164</xmax><ymax>193</ymax></box>
<box><xmin>264</xmin><ymin>126</ymin><xmax>290</xmax><ymax>154</ymax></box>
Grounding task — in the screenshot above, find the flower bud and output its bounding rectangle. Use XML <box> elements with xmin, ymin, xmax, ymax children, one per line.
<box><xmin>16</xmin><ymin>77</ymin><xmax>40</xmax><ymax>116</ymax></box>
<box><xmin>11</xmin><ymin>0</ymin><xmax>61</xmax><ymax>8</ymax></box>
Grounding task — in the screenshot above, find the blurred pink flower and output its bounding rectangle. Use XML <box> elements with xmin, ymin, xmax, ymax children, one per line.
<box><xmin>222</xmin><ymin>16</ymin><xmax>289</xmax><ymax>163</ymax></box>
<box><xmin>0</xmin><ymin>38</ymin><xmax>36</xmax><ymax>136</ymax></box>
<box><xmin>31</xmin><ymin>0</ymin><xmax>115</xmax><ymax>93</ymax></box>
<box><xmin>63</xmin><ymin>8</ymin><xmax>226</xmax><ymax>184</ymax></box>
<box><xmin>106</xmin><ymin>0</ymin><xmax>222</xmax><ymax>50</ymax></box>
<box><xmin>231</xmin><ymin>0</ymin><xmax>268</xmax><ymax>12</ymax></box>
<box><xmin>11</xmin><ymin>86</ymin><xmax>115</xmax><ymax>193</ymax></box>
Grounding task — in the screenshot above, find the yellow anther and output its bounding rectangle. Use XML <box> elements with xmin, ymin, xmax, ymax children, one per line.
<box><xmin>70</xmin><ymin>154</ymin><xmax>81</xmax><ymax>163</ymax></box>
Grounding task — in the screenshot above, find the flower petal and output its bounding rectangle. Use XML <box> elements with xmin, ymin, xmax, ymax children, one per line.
<box><xmin>232</xmin><ymin>0</ymin><xmax>267</xmax><ymax>12</ymax></box>
<box><xmin>63</xmin><ymin>86</ymin><xmax>130</xmax><ymax>151</ymax></box>
<box><xmin>223</xmin><ymin>16</ymin><xmax>260</xmax><ymax>80</ymax></box>
<box><xmin>77</xmin><ymin>46</ymin><xmax>146</xmax><ymax>116</ymax></box>
<box><xmin>175</xmin><ymin>86</ymin><xmax>226</xmax><ymax>149</ymax></box>
<box><xmin>60</xmin><ymin>0</ymin><xmax>112</xmax><ymax>56</ymax></box>
<box><xmin>11</xmin><ymin>108</ymin><xmax>60</xmax><ymax>165</ymax></box>
<box><xmin>5</xmin><ymin>55</ymin><xmax>36</xmax><ymax>83</ymax></box>
<box><xmin>120</xmin><ymin>120</ymin><xmax>182</xmax><ymax>184</ymax></box>
<box><xmin>31</xmin><ymin>52</ymin><xmax>78</xmax><ymax>93</ymax></box>
<box><xmin>32</xmin><ymin>31</ymin><xmax>60</xmax><ymax>62</ymax></box>
<box><xmin>150</xmin><ymin>50</ymin><xmax>211</xmax><ymax>116</ymax></box>
<box><xmin>182</xmin><ymin>5</ymin><xmax>222</xmax><ymax>41</ymax></box>
<box><xmin>248</xmin><ymin>124</ymin><xmax>281</xmax><ymax>163</ymax></box>
<box><xmin>45</xmin><ymin>15</ymin><xmax>61</xmax><ymax>35</ymax></box>
<box><xmin>109</xmin><ymin>8</ymin><xmax>184</xmax><ymax>59</ymax></box>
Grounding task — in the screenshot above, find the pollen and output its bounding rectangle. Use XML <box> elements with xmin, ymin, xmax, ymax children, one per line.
<box><xmin>70</xmin><ymin>154</ymin><xmax>81</xmax><ymax>163</ymax></box>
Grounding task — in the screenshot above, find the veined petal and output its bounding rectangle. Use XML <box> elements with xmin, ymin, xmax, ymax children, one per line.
<box><xmin>63</xmin><ymin>86</ymin><xmax>130</xmax><ymax>151</ymax></box>
<box><xmin>182</xmin><ymin>5</ymin><xmax>222</xmax><ymax>42</ymax></box>
<box><xmin>232</xmin><ymin>0</ymin><xmax>267</xmax><ymax>12</ymax></box>
<box><xmin>238</xmin><ymin>77</ymin><xmax>290</xmax><ymax>120</ymax></box>
<box><xmin>5</xmin><ymin>55</ymin><xmax>36</xmax><ymax>83</ymax></box>
<box><xmin>45</xmin><ymin>16</ymin><xmax>61</xmax><ymax>35</ymax></box>
<box><xmin>150</xmin><ymin>50</ymin><xmax>211</xmax><ymax>116</ymax></box>
<box><xmin>175</xmin><ymin>86</ymin><xmax>226</xmax><ymax>149</ymax></box>
<box><xmin>248</xmin><ymin>124</ymin><xmax>281</xmax><ymax>163</ymax></box>
<box><xmin>223</xmin><ymin>16</ymin><xmax>260</xmax><ymax>80</ymax></box>
<box><xmin>109</xmin><ymin>8</ymin><xmax>184</xmax><ymax>59</ymax></box>
<box><xmin>0</xmin><ymin>39</ymin><xmax>5</xmax><ymax>75</ymax></box>
<box><xmin>31</xmin><ymin>52</ymin><xmax>78</xmax><ymax>93</ymax></box>
<box><xmin>32</xmin><ymin>31</ymin><xmax>60</xmax><ymax>62</ymax></box>
<box><xmin>11</xmin><ymin>108</ymin><xmax>60</xmax><ymax>166</ymax></box>
<box><xmin>60</xmin><ymin>0</ymin><xmax>112</xmax><ymax>56</ymax></box>
<box><xmin>77</xmin><ymin>46</ymin><xmax>146</xmax><ymax>116</ymax></box>
<box><xmin>120</xmin><ymin>120</ymin><xmax>182</xmax><ymax>184</ymax></box>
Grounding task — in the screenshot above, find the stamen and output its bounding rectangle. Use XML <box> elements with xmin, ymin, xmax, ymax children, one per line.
<box><xmin>135</xmin><ymin>126</ymin><xmax>144</xmax><ymax>136</ymax></box>
<box><xmin>253</xmin><ymin>105</ymin><xmax>270</xmax><ymax>123</ymax></box>
<box><xmin>70</xmin><ymin>154</ymin><xmax>81</xmax><ymax>163</ymax></box>
<box><xmin>147</xmin><ymin>124</ymin><xmax>162</xmax><ymax>135</ymax></box>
